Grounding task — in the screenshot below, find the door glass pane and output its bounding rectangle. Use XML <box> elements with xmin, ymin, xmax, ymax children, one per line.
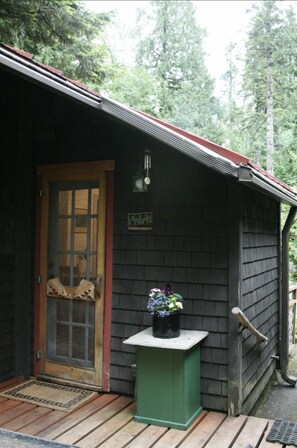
<box><xmin>47</xmin><ymin>181</ymin><xmax>99</xmax><ymax>370</ymax></box>
<box><xmin>72</xmin><ymin>327</ymin><xmax>86</xmax><ymax>360</ymax></box>
<box><xmin>90</xmin><ymin>218</ymin><xmax>97</xmax><ymax>251</ymax></box>
<box><xmin>58</xmin><ymin>218</ymin><xmax>71</xmax><ymax>252</ymax></box>
<box><xmin>57</xmin><ymin>299</ymin><xmax>69</xmax><ymax>321</ymax></box>
<box><xmin>74</xmin><ymin>189</ymin><xmax>88</xmax><ymax>214</ymax></box>
<box><xmin>73</xmin><ymin>300</ymin><xmax>86</xmax><ymax>323</ymax></box>
<box><xmin>53</xmin><ymin>185</ymin><xmax>99</xmax><ymax>287</ymax></box>
<box><xmin>89</xmin><ymin>255</ymin><xmax>97</xmax><ymax>281</ymax></box>
<box><xmin>74</xmin><ymin>232</ymin><xmax>87</xmax><ymax>252</ymax></box>
<box><xmin>75</xmin><ymin>254</ymin><xmax>87</xmax><ymax>283</ymax></box>
<box><xmin>88</xmin><ymin>326</ymin><xmax>95</xmax><ymax>361</ymax></box>
<box><xmin>56</xmin><ymin>324</ymin><xmax>69</xmax><ymax>357</ymax></box>
<box><xmin>91</xmin><ymin>189</ymin><xmax>99</xmax><ymax>214</ymax></box>
<box><xmin>47</xmin><ymin>297</ymin><xmax>95</xmax><ymax>368</ymax></box>
<box><xmin>57</xmin><ymin>254</ymin><xmax>75</xmax><ymax>286</ymax></box>
<box><xmin>59</xmin><ymin>190</ymin><xmax>72</xmax><ymax>215</ymax></box>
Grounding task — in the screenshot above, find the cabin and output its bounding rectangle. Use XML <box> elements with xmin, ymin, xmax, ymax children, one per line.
<box><xmin>1</xmin><ymin>44</ymin><xmax>296</xmax><ymax>418</ymax></box>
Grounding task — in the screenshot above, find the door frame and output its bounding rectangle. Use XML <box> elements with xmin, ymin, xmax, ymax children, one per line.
<box><xmin>34</xmin><ymin>161</ymin><xmax>114</xmax><ymax>391</ymax></box>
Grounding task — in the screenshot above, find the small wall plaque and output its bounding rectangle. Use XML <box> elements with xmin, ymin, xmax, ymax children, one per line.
<box><xmin>128</xmin><ymin>212</ymin><xmax>153</xmax><ymax>231</ymax></box>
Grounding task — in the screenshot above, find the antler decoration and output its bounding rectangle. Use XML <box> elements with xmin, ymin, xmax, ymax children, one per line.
<box><xmin>73</xmin><ymin>279</ymin><xmax>95</xmax><ymax>301</ymax></box>
<box><xmin>232</xmin><ymin>307</ymin><xmax>268</xmax><ymax>350</ymax></box>
<box><xmin>47</xmin><ymin>278</ymin><xmax>67</xmax><ymax>297</ymax></box>
<box><xmin>47</xmin><ymin>278</ymin><xmax>95</xmax><ymax>300</ymax></box>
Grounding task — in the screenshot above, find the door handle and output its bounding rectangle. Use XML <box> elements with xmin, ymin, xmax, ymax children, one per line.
<box><xmin>95</xmin><ymin>274</ymin><xmax>103</xmax><ymax>298</ymax></box>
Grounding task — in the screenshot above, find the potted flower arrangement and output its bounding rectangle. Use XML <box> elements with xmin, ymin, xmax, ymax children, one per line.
<box><xmin>147</xmin><ymin>283</ymin><xmax>183</xmax><ymax>339</ymax></box>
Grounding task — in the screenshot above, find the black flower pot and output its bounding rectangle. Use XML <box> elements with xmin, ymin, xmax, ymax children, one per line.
<box><xmin>152</xmin><ymin>312</ymin><xmax>180</xmax><ymax>339</ymax></box>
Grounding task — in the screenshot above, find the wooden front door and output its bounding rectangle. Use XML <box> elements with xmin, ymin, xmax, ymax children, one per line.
<box><xmin>36</xmin><ymin>162</ymin><xmax>113</xmax><ymax>389</ymax></box>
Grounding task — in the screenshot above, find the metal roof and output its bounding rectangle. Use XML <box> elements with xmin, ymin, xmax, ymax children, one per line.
<box><xmin>1</xmin><ymin>44</ymin><xmax>296</xmax><ymax>206</ymax></box>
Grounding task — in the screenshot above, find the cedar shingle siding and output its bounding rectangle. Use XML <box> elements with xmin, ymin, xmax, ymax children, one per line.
<box><xmin>111</xmin><ymin>152</ymin><xmax>229</xmax><ymax>410</ymax></box>
<box><xmin>241</xmin><ymin>191</ymin><xmax>279</xmax><ymax>414</ymax></box>
<box><xmin>0</xmin><ymin>255</ymin><xmax>15</xmax><ymax>382</ymax></box>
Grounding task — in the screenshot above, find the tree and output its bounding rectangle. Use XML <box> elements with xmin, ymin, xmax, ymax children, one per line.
<box><xmin>104</xmin><ymin>66</ymin><xmax>161</xmax><ymax>115</ymax></box>
<box><xmin>242</xmin><ymin>0</ymin><xmax>297</xmax><ymax>176</ymax></box>
<box><xmin>127</xmin><ymin>0</ymin><xmax>223</xmax><ymax>140</ymax></box>
<box><xmin>0</xmin><ymin>0</ymin><xmax>113</xmax><ymax>86</ymax></box>
<box><xmin>220</xmin><ymin>42</ymin><xmax>246</xmax><ymax>152</ymax></box>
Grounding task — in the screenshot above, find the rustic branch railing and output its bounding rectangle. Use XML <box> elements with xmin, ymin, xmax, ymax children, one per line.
<box><xmin>289</xmin><ymin>285</ymin><xmax>297</xmax><ymax>353</ymax></box>
<box><xmin>232</xmin><ymin>307</ymin><xmax>268</xmax><ymax>350</ymax></box>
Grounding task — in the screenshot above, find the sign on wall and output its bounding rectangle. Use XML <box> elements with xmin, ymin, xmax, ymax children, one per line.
<box><xmin>128</xmin><ymin>212</ymin><xmax>153</xmax><ymax>231</ymax></box>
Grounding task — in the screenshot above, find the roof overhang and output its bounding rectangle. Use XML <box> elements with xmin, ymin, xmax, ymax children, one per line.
<box><xmin>1</xmin><ymin>44</ymin><xmax>297</xmax><ymax>207</ymax></box>
<box><xmin>239</xmin><ymin>166</ymin><xmax>297</xmax><ymax>206</ymax></box>
<box><xmin>101</xmin><ymin>97</ymin><xmax>239</xmax><ymax>179</ymax></box>
<box><xmin>0</xmin><ymin>46</ymin><xmax>101</xmax><ymax>109</ymax></box>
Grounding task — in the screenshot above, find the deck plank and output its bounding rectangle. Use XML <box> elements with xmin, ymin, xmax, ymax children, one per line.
<box><xmin>0</xmin><ymin>399</ymin><xmax>21</xmax><ymax>414</ymax></box>
<box><xmin>179</xmin><ymin>411</ymin><xmax>227</xmax><ymax>448</ymax></box>
<box><xmin>77</xmin><ymin>402</ymin><xmax>136</xmax><ymax>448</ymax></box>
<box><xmin>55</xmin><ymin>395</ymin><xmax>134</xmax><ymax>445</ymax></box>
<box><xmin>0</xmin><ymin>380</ymin><xmax>287</xmax><ymax>448</ymax></box>
<box><xmin>1</xmin><ymin>405</ymin><xmax>52</xmax><ymax>431</ymax></box>
<box><xmin>0</xmin><ymin>377</ymin><xmax>24</xmax><ymax>392</ymax></box>
<box><xmin>232</xmin><ymin>416</ymin><xmax>268</xmax><ymax>448</ymax></box>
<box><xmin>18</xmin><ymin>409</ymin><xmax>67</xmax><ymax>436</ymax></box>
<box><xmin>38</xmin><ymin>394</ymin><xmax>118</xmax><ymax>440</ymax></box>
<box><xmin>0</xmin><ymin>403</ymin><xmax>37</xmax><ymax>426</ymax></box>
<box><xmin>258</xmin><ymin>420</ymin><xmax>283</xmax><ymax>448</ymax></box>
<box><xmin>98</xmin><ymin>419</ymin><xmax>148</xmax><ymax>448</ymax></box>
<box><xmin>152</xmin><ymin>411</ymin><xmax>208</xmax><ymax>448</ymax></box>
<box><xmin>125</xmin><ymin>424</ymin><xmax>169</xmax><ymax>448</ymax></box>
<box><xmin>204</xmin><ymin>415</ymin><xmax>248</xmax><ymax>448</ymax></box>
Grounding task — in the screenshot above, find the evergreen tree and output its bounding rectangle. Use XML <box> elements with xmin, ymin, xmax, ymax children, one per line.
<box><xmin>121</xmin><ymin>0</ymin><xmax>223</xmax><ymax>141</ymax></box>
<box><xmin>219</xmin><ymin>42</ymin><xmax>246</xmax><ymax>151</ymax></box>
<box><xmin>0</xmin><ymin>0</ymin><xmax>113</xmax><ymax>86</ymax></box>
<box><xmin>242</xmin><ymin>0</ymin><xmax>297</xmax><ymax>177</ymax></box>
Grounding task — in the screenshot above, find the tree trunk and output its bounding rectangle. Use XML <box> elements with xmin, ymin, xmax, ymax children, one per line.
<box><xmin>266</xmin><ymin>49</ymin><xmax>274</xmax><ymax>175</ymax></box>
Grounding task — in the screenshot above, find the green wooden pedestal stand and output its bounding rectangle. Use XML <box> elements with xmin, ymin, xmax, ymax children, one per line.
<box><xmin>123</xmin><ymin>328</ymin><xmax>208</xmax><ymax>430</ymax></box>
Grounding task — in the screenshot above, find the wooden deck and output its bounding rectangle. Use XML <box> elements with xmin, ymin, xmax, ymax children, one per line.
<box><xmin>0</xmin><ymin>379</ymin><xmax>291</xmax><ymax>448</ymax></box>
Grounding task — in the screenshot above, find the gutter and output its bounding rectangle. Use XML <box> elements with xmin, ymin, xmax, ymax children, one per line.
<box><xmin>101</xmin><ymin>97</ymin><xmax>240</xmax><ymax>179</ymax></box>
<box><xmin>2</xmin><ymin>45</ymin><xmax>297</xmax><ymax>209</ymax></box>
<box><xmin>238</xmin><ymin>166</ymin><xmax>297</xmax><ymax>207</ymax></box>
<box><xmin>280</xmin><ymin>206</ymin><xmax>297</xmax><ymax>386</ymax></box>
<box><xmin>0</xmin><ymin>47</ymin><xmax>101</xmax><ymax>109</ymax></box>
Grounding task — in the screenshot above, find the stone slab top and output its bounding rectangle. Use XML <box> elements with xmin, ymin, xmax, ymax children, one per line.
<box><xmin>123</xmin><ymin>328</ymin><xmax>209</xmax><ymax>350</ymax></box>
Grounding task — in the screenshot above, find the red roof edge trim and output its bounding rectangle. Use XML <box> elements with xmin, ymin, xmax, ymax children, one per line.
<box><xmin>134</xmin><ymin>109</ymin><xmax>250</xmax><ymax>166</ymax></box>
<box><xmin>4</xmin><ymin>44</ymin><xmax>33</xmax><ymax>60</ymax></box>
<box><xmin>249</xmin><ymin>161</ymin><xmax>296</xmax><ymax>195</ymax></box>
<box><xmin>87</xmin><ymin>89</ymin><xmax>101</xmax><ymax>98</ymax></box>
<box><xmin>2</xmin><ymin>45</ymin><xmax>101</xmax><ymax>98</ymax></box>
<box><xmin>37</xmin><ymin>62</ymin><xmax>63</xmax><ymax>76</ymax></box>
<box><xmin>67</xmin><ymin>78</ymin><xmax>88</xmax><ymax>90</ymax></box>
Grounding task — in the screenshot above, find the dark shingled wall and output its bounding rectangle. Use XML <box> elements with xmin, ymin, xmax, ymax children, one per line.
<box><xmin>0</xmin><ymin>74</ymin><xmax>17</xmax><ymax>382</ymax></box>
<box><xmin>111</xmin><ymin>147</ymin><xmax>229</xmax><ymax>411</ymax></box>
<box><xmin>241</xmin><ymin>190</ymin><xmax>279</xmax><ymax>414</ymax></box>
<box><xmin>0</xmin><ymin>256</ymin><xmax>15</xmax><ymax>382</ymax></box>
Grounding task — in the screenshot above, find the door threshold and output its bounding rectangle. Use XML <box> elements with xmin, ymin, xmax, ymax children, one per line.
<box><xmin>37</xmin><ymin>373</ymin><xmax>102</xmax><ymax>392</ymax></box>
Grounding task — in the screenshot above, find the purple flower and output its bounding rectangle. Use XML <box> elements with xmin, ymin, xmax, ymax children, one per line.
<box><xmin>147</xmin><ymin>283</ymin><xmax>183</xmax><ymax>317</ymax></box>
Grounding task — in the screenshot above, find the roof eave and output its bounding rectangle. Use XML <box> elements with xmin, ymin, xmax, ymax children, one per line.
<box><xmin>101</xmin><ymin>96</ymin><xmax>239</xmax><ymax>179</ymax></box>
<box><xmin>239</xmin><ymin>166</ymin><xmax>297</xmax><ymax>206</ymax></box>
<box><xmin>2</xmin><ymin>45</ymin><xmax>296</xmax><ymax>206</ymax></box>
<box><xmin>101</xmin><ymin>98</ymin><xmax>297</xmax><ymax>205</ymax></box>
<box><xmin>0</xmin><ymin>47</ymin><xmax>101</xmax><ymax>109</ymax></box>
